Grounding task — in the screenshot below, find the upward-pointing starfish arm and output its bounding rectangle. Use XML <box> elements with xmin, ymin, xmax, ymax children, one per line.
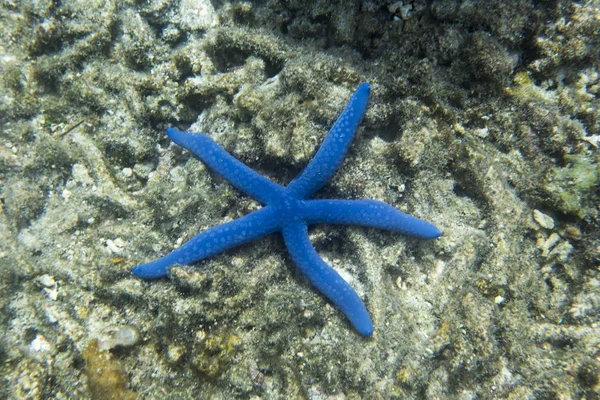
<box><xmin>287</xmin><ymin>83</ymin><xmax>371</xmax><ymax>199</ymax></box>
<box><xmin>282</xmin><ymin>222</ymin><xmax>374</xmax><ymax>336</ymax></box>
<box><xmin>132</xmin><ymin>207</ymin><xmax>281</xmax><ymax>279</ymax></box>
<box><xmin>301</xmin><ymin>200</ymin><xmax>442</xmax><ymax>239</ymax></box>
<box><xmin>166</xmin><ymin>128</ymin><xmax>286</xmax><ymax>204</ymax></box>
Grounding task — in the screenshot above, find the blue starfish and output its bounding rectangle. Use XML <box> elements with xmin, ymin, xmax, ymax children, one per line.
<box><xmin>133</xmin><ymin>83</ymin><xmax>441</xmax><ymax>336</ymax></box>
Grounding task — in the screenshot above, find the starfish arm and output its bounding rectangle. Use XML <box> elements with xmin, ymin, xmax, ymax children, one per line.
<box><xmin>286</xmin><ymin>83</ymin><xmax>371</xmax><ymax>199</ymax></box>
<box><xmin>301</xmin><ymin>200</ymin><xmax>442</xmax><ymax>239</ymax></box>
<box><xmin>167</xmin><ymin>128</ymin><xmax>285</xmax><ymax>204</ymax></box>
<box><xmin>282</xmin><ymin>222</ymin><xmax>373</xmax><ymax>336</ymax></box>
<box><xmin>132</xmin><ymin>207</ymin><xmax>281</xmax><ymax>279</ymax></box>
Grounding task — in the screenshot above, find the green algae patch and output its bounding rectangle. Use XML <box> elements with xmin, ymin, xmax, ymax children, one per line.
<box><xmin>83</xmin><ymin>339</ymin><xmax>137</xmax><ymax>400</ymax></box>
<box><xmin>545</xmin><ymin>154</ymin><xmax>599</xmax><ymax>218</ymax></box>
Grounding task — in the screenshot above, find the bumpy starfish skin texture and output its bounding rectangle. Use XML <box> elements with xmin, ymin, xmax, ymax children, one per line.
<box><xmin>133</xmin><ymin>83</ymin><xmax>441</xmax><ymax>336</ymax></box>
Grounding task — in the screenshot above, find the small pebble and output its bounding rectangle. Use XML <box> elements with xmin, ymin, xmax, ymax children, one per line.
<box><xmin>30</xmin><ymin>335</ymin><xmax>52</xmax><ymax>353</ymax></box>
<box><xmin>37</xmin><ymin>274</ymin><xmax>56</xmax><ymax>288</ymax></box>
<box><xmin>44</xmin><ymin>286</ymin><xmax>59</xmax><ymax>301</ymax></box>
<box><xmin>473</xmin><ymin>127</ymin><xmax>489</xmax><ymax>138</ymax></box>
<box><xmin>122</xmin><ymin>167</ymin><xmax>133</xmax><ymax>178</ymax></box>
<box><xmin>533</xmin><ymin>209</ymin><xmax>554</xmax><ymax>230</ymax></box>
<box><xmin>396</xmin><ymin>276</ymin><xmax>403</xmax><ymax>289</ymax></box>
<box><xmin>61</xmin><ymin>188</ymin><xmax>72</xmax><ymax>201</ymax></box>
<box><xmin>168</xmin><ymin>345</ymin><xmax>185</xmax><ymax>363</ymax></box>
<box><xmin>36</xmin><ymin>275</ymin><xmax>59</xmax><ymax>300</ymax></box>
<box><xmin>98</xmin><ymin>325</ymin><xmax>141</xmax><ymax>351</ymax></box>
<box><xmin>106</xmin><ymin>238</ymin><xmax>124</xmax><ymax>255</ymax></box>
<box><xmin>540</xmin><ymin>233</ymin><xmax>561</xmax><ymax>257</ymax></box>
<box><xmin>113</xmin><ymin>325</ymin><xmax>140</xmax><ymax>347</ymax></box>
<box><xmin>562</xmin><ymin>225</ymin><xmax>582</xmax><ymax>241</ymax></box>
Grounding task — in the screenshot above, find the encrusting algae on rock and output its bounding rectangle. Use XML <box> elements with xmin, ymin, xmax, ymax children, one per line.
<box><xmin>83</xmin><ymin>340</ymin><xmax>136</xmax><ymax>400</ymax></box>
<box><xmin>192</xmin><ymin>330</ymin><xmax>243</xmax><ymax>378</ymax></box>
